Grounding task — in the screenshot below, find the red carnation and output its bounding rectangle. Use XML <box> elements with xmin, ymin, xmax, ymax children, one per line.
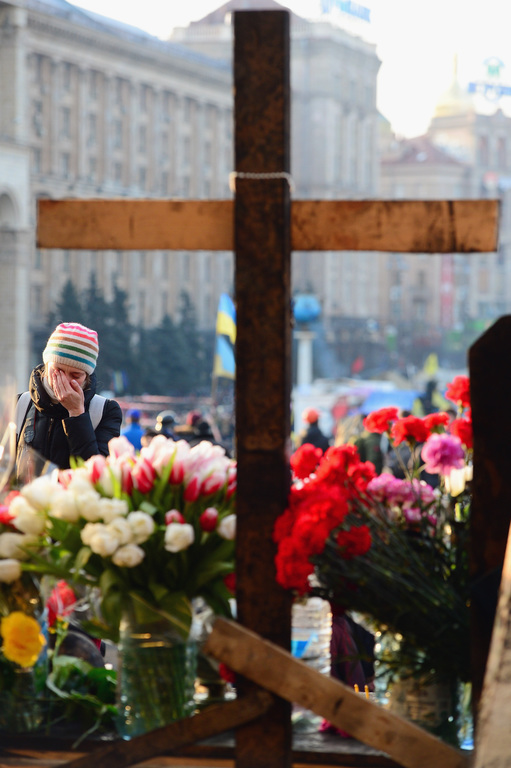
<box><xmin>390</xmin><ymin>415</ymin><xmax>430</xmax><ymax>446</ymax></box>
<box><xmin>336</xmin><ymin>525</ymin><xmax>372</xmax><ymax>559</ymax></box>
<box><xmin>363</xmin><ymin>407</ymin><xmax>399</xmax><ymax>434</ymax></box>
<box><xmin>423</xmin><ymin>412</ymin><xmax>450</xmax><ymax>433</ymax></box>
<box><xmin>290</xmin><ymin>443</ymin><xmax>323</xmax><ymax>480</ymax></box>
<box><xmin>445</xmin><ymin>375</ymin><xmax>471</xmax><ymax>409</ymax></box>
<box><xmin>449</xmin><ymin>418</ymin><xmax>473</xmax><ymax>450</ymax></box>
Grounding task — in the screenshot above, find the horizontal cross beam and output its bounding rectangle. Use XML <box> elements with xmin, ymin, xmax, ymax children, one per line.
<box><xmin>37</xmin><ymin>198</ymin><xmax>499</xmax><ymax>253</ymax></box>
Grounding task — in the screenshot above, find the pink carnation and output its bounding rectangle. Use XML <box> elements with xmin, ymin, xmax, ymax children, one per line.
<box><xmin>421</xmin><ymin>433</ymin><xmax>465</xmax><ymax>476</ymax></box>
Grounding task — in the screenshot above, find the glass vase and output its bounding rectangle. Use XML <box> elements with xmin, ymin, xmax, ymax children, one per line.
<box><xmin>0</xmin><ymin>665</ymin><xmax>45</xmax><ymax>732</ymax></box>
<box><xmin>385</xmin><ymin>675</ymin><xmax>461</xmax><ymax>746</ymax></box>
<box><xmin>116</xmin><ymin>611</ymin><xmax>198</xmax><ymax>739</ymax></box>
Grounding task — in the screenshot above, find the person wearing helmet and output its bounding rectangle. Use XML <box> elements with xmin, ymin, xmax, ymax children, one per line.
<box><xmin>154</xmin><ymin>410</ymin><xmax>178</xmax><ymax>439</ymax></box>
<box><xmin>299</xmin><ymin>407</ymin><xmax>330</xmax><ymax>453</ymax></box>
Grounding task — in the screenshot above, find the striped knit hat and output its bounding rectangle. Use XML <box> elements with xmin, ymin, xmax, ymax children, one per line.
<box><xmin>43</xmin><ymin>322</ymin><xmax>99</xmax><ymax>375</ymax></box>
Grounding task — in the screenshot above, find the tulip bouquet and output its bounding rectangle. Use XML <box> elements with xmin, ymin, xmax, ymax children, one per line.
<box><xmin>274</xmin><ymin>375</ymin><xmax>473</xmax><ymax>685</ymax></box>
<box><xmin>1</xmin><ymin>435</ymin><xmax>237</xmax><ymax>643</ymax></box>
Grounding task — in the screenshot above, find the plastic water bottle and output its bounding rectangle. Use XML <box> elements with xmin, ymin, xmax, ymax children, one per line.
<box><xmin>291</xmin><ymin>596</ymin><xmax>332</xmax><ymax>730</ymax></box>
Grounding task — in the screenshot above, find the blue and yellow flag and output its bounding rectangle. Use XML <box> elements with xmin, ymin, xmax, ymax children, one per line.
<box><xmin>213</xmin><ymin>293</ymin><xmax>236</xmax><ymax>380</ymax></box>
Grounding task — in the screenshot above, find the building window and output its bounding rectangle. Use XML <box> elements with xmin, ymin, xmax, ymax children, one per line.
<box><xmin>62</xmin><ymin>62</ymin><xmax>72</xmax><ymax>91</ymax></box>
<box><xmin>90</xmin><ymin>70</ymin><xmax>99</xmax><ymax>99</ymax></box>
<box><xmin>34</xmin><ymin>54</ymin><xmax>44</xmax><ymax>85</ymax></box>
<box><xmin>139</xmin><ymin>291</ymin><xmax>146</xmax><ymax>323</ymax></box>
<box><xmin>32</xmin><ymin>148</ymin><xmax>42</xmax><ymax>174</ymax></box>
<box><xmin>140</xmin><ymin>85</ymin><xmax>149</xmax><ymax>112</ymax></box>
<box><xmin>114</xmin><ymin>162</ymin><xmax>123</xmax><ymax>185</ymax></box>
<box><xmin>61</xmin><ymin>107</ymin><xmax>71</xmax><ymax>138</ymax></box>
<box><xmin>183</xmin><ymin>137</ymin><xmax>191</xmax><ymax>166</ymax></box>
<box><xmin>88</xmin><ymin>157</ymin><xmax>97</xmax><ymax>182</ymax></box>
<box><xmin>32</xmin><ymin>101</ymin><xmax>43</xmax><ymax>137</ymax></box>
<box><xmin>161</xmin><ymin>171</ymin><xmax>169</xmax><ymax>195</ymax></box>
<box><xmin>138</xmin><ymin>167</ymin><xmax>147</xmax><ymax>190</ymax></box>
<box><xmin>88</xmin><ymin>114</ymin><xmax>97</xmax><ymax>147</ymax></box>
<box><xmin>63</xmin><ymin>250</ymin><xmax>70</xmax><ymax>273</ymax></box>
<box><xmin>115</xmin><ymin>78</ymin><xmax>124</xmax><ymax>106</ymax></box>
<box><xmin>113</xmin><ymin>119</ymin><xmax>123</xmax><ymax>149</ymax></box>
<box><xmin>32</xmin><ymin>286</ymin><xmax>42</xmax><ymax>316</ymax></box>
<box><xmin>61</xmin><ymin>153</ymin><xmax>71</xmax><ymax>177</ymax></box>
<box><xmin>139</xmin><ymin>126</ymin><xmax>147</xmax><ymax>153</ymax></box>
<box><xmin>34</xmin><ymin>249</ymin><xmax>42</xmax><ymax>270</ymax></box>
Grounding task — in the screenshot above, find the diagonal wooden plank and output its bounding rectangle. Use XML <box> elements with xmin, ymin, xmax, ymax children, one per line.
<box><xmin>203</xmin><ymin>618</ymin><xmax>469</xmax><ymax>768</ymax></box>
<box><xmin>37</xmin><ymin>199</ymin><xmax>499</xmax><ymax>253</ymax></box>
<box><xmin>56</xmin><ymin>691</ymin><xmax>274</xmax><ymax>768</ymax></box>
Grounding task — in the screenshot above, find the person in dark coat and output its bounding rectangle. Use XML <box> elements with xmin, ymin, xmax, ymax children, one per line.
<box><xmin>15</xmin><ymin>322</ymin><xmax>122</xmax><ymax>471</ymax></box>
<box><xmin>299</xmin><ymin>407</ymin><xmax>330</xmax><ymax>453</ymax></box>
<box><xmin>188</xmin><ymin>419</ymin><xmax>231</xmax><ymax>457</ymax></box>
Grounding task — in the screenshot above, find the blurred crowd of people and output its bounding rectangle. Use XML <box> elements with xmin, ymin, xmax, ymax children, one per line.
<box><xmin>121</xmin><ymin>406</ymin><xmax>233</xmax><ymax>456</ymax></box>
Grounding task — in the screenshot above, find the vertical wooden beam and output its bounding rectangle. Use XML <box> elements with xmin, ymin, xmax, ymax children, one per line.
<box><xmin>469</xmin><ymin>316</ymin><xmax>511</xmax><ymax>717</ymax></box>
<box><xmin>234</xmin><ymin>10</ymin><xmax>292</xmax><ymax>768</ymax></box>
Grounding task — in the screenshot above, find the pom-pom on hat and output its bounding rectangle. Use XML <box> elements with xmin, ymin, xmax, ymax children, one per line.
<box><xmin>43</xmin><ymin>322</ymin><xmax>99</xmax><ymax>375</ymax></box>
<box><xmin>302</xmin><ymin>407</ymin><xmax>320</xmax><ymax>424</ymax></box>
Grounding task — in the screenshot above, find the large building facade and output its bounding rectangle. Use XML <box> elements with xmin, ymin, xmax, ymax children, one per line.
<box><xmin>0</xmin><ymin>0</ymin><xmax>382</xmax><ymax>387</ymax></box>
<box><xmin>1</xmin><ymin>0</ymin><xmax>234</xmax><ymax>387</ymax></box>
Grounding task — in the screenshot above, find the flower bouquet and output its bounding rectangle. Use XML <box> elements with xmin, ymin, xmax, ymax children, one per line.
<box><xmin>274</xmin><ymin>376</ymin><xmax>473</xmax><ymax>692</ymax></box>
<box><xmin>0</xmin><ymin>499</ymin><xmax>47</xmax><ymax>732</ymax></box>
<box><xmin>1</xmin><ymin>434</ymin><xmax>237</xmax><ymax>736</ymax></box>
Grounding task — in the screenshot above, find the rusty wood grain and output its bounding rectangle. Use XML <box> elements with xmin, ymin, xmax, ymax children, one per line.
<box><xmin>291</xmin><ymin>199</ymin><xmax>499</xmax><ymax>253</ymax></box>
<box><xmin>233</xmin><ymin>10</ymin><xmax>293</xmax><ymax>768</ymax></box>
<box><xmin>204</xmin><ymin>619</ymin><xmax>469</xmax><ymax>768</ymax></box>
<box><xmin>37</xmin><ymin>199</ymin><xmax>499</xmax><ymax>254</ymax></box>
<box><xmin>37</xmin><ymin>199</ymin><xmax>234</xmax><ymax>251</ymax></box>
<box><xmin>55</xmin><ymin>692</ymin><xmax>273</xmax><ymax>768</ymax></box>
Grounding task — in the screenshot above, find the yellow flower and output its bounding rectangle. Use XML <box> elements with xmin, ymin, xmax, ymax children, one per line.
<box><xmin>1</xmin><ymin>611</ymin><xmax>46</xmax><ymax>668</ymax></box>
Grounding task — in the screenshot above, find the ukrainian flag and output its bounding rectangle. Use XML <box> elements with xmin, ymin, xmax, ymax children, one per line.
<box><xmin>213</xmin><ymin>293</ymin><xmax>236</xmax><ymax>379</ymax></box>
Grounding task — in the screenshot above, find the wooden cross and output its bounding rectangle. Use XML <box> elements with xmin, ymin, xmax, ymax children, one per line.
<box><xmin>37</xmin><ymin>10</ymin><xmax>499</xmax><ymax>768</ymax></box>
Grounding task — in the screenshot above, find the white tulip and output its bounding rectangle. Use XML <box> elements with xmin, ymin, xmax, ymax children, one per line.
<box><xmin>88</xmin><ymin>528</ymin><xmax>120</xmax><ymax>557</ymax></box>
<box><xmin>98</xmin><ymin>497</ymin><xmax>129</xmax><ymax>523</ymax></box>
<box><xmin>106</xmin><ymin>517</ymin><xmax>133</xmax><ymax>545</ymax></box>
<box><xmin>21</xmin><ymin>475</ymin><xmax>59</xmax><ymax>511</ymax></box>
<box><xmin>127</xmin><ymin>511</ymin><xmax>156</xmax><ymax>544</ymax></box>
<box><xmin>0</xmin><ymin>532</ymin><xmax>38</xmax><ymax>560</ymax></box>
<box><xmin>75</xmin><ymin>489</ymin><xmax>103</xmax><ymax>521</ymax></box>
<box><xmin>0</xmin><ymin>558</ymin><xmax>22</xmax><ymax>583</ymax></box>
<box><xmin>164</xmin><ymin>522</ymin><xmax>195</xmax><ymax>553</ymax></box>
<box><xmin>81</xmin><ymin>522</ymin><xmax>105</xmax><ymax>546</ymax></box>
<box><xmin>112</xmin><ymin>544</ymin><xmax>145</xmax><ymax>567</ymax></box>
<box><xmin>9</xmin><ymin>495</ymin><xmax>46</xmax><ymax>535</ymax></box>
<box><xmin>217</xmin><ymin>514</ymin><xmax>236</xmax><ymax>541</ymax></box>
<box><xmin>50</xmin><ymin>489</ymin><xmax>81</xmax><ymax>523</ymax></box>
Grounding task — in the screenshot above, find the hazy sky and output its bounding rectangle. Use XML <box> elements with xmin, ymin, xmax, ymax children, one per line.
<box><xmin>71</xmin><ymin>0</ymin><xmax>511</xmax><ymax>137</ymax></box>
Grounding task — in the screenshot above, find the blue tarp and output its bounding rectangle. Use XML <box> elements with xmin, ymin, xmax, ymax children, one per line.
<box><xmin>361</xmin><ymin>389</ymin><xmax>421</xmax><ymax>415</ymax></box>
